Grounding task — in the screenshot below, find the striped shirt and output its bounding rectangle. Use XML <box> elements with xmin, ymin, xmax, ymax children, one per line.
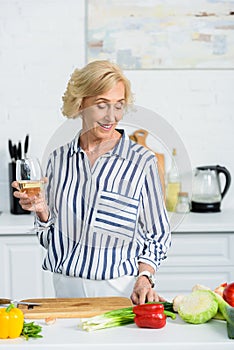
<box><xmin>37</xmin><ymin>129</ymin><xmax>171</xmax><ymax>280</ymax></box>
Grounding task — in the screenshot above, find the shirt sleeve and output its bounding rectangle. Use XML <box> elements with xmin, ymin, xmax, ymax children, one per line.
<box><xmin>36</xmin><ymin>155</ymin><xmax>55</xmax><ymax>249</ymax></box>
<box><xmin>138</xmin><ymin>156</ymin><xmax>171</xmax><ymax>271</ymax></box>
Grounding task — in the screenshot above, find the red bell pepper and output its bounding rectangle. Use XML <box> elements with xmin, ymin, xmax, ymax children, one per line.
<box><xmin>133</xmin><ymin>303</ymin><xmax>166</xmax><ymax>329</ymax></box>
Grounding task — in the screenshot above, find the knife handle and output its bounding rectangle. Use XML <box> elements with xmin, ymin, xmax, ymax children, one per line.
<box><xmin>8</xmin><ymin>139</ymin><xmax>14</xmax><ymax>161</ymax></box>
<box><xmin>13</xmin><ymin>144</ymin><xmax>18</xmax><ymax>161</ymax></box>
<box><xmin>24</xmin><ymin>134</ymin><xmax>29</xmax><ymax>158</ymax></box>
<box><xmin>18</xmin><ymin>141</ymin><xmax>22</xmax><ymax>160</ymax></box>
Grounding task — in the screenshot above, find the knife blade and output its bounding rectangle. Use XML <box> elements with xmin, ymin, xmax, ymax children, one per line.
<box><xmin>0</xmin><ymin>298</ymin><xmax>41</xmax><ymax>306</ymax></box>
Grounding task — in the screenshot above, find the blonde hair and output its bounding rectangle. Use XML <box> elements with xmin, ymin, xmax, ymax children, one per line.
<box><xmin>62</xmin><ymin>60</ymin><xmax>133</xmax><ymax>118</ymax></box>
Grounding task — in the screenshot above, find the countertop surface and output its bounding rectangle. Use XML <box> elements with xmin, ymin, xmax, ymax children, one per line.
<box><xmin>0</xmin><ymin>317</ymin><xmax>233</xmax><ymax>350</ymax></box>
<box><xmin>0</xmin><ymin>209</ymin><xmax>234</xmax><ymax>235</ymax></box>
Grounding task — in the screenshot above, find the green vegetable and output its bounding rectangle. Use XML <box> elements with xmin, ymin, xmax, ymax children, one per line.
<box><xmin>164</xmin><ymin>310</ymin><xmax>177</xmax><ymax>320</ymax></box>
<box><xmin>21</xmin><ymin>321</ymin><xmax>43</xmax><ymax>340</ymax></box>
<box><xmin>214</xmin><ymin>292</ymin><xmax>234</xmax><ymax>339</ymax></box>
<box><xmin>148</xmin><ymin>301</ymin><xmax>175</xmax><ymax>313</ymax></box>
<box><xmin>79</xmin><ymin>302</ymin><xmax>176</xmax><ymax>332</ymax></box>
<box><xmin>178</xmin><ymin>290</ymin><xmax>218</xmax><ymax>324</ymax></box>
<box><xmin>79</xmin><ymin>306</ymin><xmax>135</xmax><ymax>332</ymax></box>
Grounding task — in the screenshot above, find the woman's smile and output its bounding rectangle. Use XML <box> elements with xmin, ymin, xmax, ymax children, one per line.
<box><xmin>97</xmin><ymin>122</ymin><xmax>114</xmax><ymax>131</ymax></box>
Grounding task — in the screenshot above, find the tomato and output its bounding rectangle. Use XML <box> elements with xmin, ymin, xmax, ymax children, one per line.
<box><xmin>223</xmin><ymin>282</ymin><xmax>234</xmax><ymax>307</ymax></box>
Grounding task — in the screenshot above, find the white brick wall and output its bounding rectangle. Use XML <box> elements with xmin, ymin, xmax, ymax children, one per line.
<box><xmin>0</xmin><ymin>0</ymin><xmax>233</xmax><ymax>212</ymax></box>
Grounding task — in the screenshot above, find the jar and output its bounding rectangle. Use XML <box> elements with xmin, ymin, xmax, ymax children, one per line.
<box><xmin>176</xmin><ymin>192</ymin><xmax>190</xmax><ymax>213</ymax></box>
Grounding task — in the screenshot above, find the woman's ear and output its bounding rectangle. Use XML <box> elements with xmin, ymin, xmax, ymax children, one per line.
<box><xmin>78</xmin><ymin>99</ymin><xmax>84</xmax><ymax>113</ymax></box>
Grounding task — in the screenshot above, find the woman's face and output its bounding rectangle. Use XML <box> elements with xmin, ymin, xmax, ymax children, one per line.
<box><xmin>80</xmin><ymin>81</ymin><xmax>125</xmax><ymax>140</ymax></box>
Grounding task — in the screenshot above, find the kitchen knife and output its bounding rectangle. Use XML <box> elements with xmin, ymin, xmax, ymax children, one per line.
<box><xmin>24</xmin><ymin>134</ymin><xmax>29</xmax><ymax>158</ymax></box>
<box><xmin>8</xmin><ymin>139</ymin><xmax>14</xmax><ymax>161</ymax></box>
<box><xmin>17</xmin><ymin>141</ymin><xmax>22</xmax><ymax>160</ymax></box>
<box><xmin>0</xmin><ymin>298</ymin><xmax>41</xmax><ymax>306</ymax></box>
<box><xmin>13</xmin><ymin>144</ymin><xmax>18</xmax><ymax>161</ymax></box>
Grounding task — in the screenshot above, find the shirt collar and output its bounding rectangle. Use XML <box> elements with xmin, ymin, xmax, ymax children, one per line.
<box><xmin>69</xmin><ymin>129</ymin><xmax>130</xmax><ymax>159</ymax></box>
<box><xmin>68</xmin><ymin>131</ymin><xmax>82</xmax><ymax>157</ymax></box>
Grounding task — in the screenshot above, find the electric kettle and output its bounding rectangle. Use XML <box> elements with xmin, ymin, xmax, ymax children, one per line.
<box><xmin>191</xmin><ymin>165</ymin><xmax>231</xmax><ymax>213</ymax></box>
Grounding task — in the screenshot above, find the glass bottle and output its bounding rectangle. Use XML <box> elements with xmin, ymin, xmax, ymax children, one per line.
<box><xmin>166</xmin><ymin>148</ymin><xmax>181</xmax><ymax>212</ymax></box>
<box><xmin>176</xmin><ymin>192</ymin><xmax>190</xmax><ymax>213</ymax></box>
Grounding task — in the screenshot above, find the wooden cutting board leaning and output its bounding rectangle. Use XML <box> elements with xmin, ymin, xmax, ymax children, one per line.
<box><xmin>129</xmin><ymin>129</ymin><xmax>165</xmax><ymax>196</ymax></box>
<box><xmin>18</xmin><ymin>297</ymin><xmax>132</xmax><ymax>319</ymax></box>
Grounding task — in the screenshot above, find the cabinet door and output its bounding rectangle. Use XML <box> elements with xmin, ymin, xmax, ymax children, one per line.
<box><xmin>0</xmin><ymin>235</ymin><xmax>54</xmax><ymax>299</ymax></box>
<box><xmin>157</xmin><ymin>266</ymin><xmax>234</xmax><ymax>301</ymax></box>
<box><xmin>156</xmin><ymin>232</ymin><xmax>234</xmax><ymax>301</ymax></box>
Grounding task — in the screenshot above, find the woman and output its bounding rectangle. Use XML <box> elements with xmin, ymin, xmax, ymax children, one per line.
<box><xmin>13</xmin><ymin>60</ymin><xmax>171</xmax><ymax>305</ymax></box>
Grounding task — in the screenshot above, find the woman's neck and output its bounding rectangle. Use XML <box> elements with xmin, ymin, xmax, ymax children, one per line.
<box><xmin>79</xmin><ymin>129</ymin><xmax>122</xmax><ymax>166</ymax></box>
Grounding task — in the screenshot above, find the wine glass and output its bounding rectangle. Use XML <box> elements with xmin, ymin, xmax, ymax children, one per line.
<box><xmin>16</xmin><ymin>157</ymin><xmax>44</xmax><ymax>197</ymax></box>
<box><xmin>16</xmin><ymin>157</ymin><xmax>44</xmax><ymax>230</ymax></box>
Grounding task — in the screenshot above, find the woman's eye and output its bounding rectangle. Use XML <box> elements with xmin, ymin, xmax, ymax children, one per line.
<box><xmin>97</xmin><ymin>103</ymin><xmax>107</xmax><ymax>110</ymax></box>
<box><xmin>115</xmin><ymin>103</ymin><xmax>124</xmax><ymax>110</ymax></box>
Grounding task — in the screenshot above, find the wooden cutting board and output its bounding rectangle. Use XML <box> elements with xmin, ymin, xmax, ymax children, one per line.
<box><xmin>18</xmin><ymin>297</ymin><xmax>132</xmax><ymax>319</ymax></box>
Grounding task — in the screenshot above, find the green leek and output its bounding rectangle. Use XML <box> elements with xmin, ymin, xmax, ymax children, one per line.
<box><xmin>79</xmin><ymin>306</ymin><xmax>135</xmax><ymax>332</ymax></box>
<box><xmin>79</xmin><ymin>302</ymin><xmax>176</xmax><ymax>332</ymax></box>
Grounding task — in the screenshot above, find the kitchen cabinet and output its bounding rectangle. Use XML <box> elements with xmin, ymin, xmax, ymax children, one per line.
<box><xmin>0</xmin><ymin>214</ymin><xmax>54</xmax><ymax>299</ymax></box>
<box><xmin>0</xmin><ymin>210</ymin><xmax>234</xmax><ymax>300</ymax></box>
<box><xmin>157</xmin><ymin>231</ymin><xmax>234</xmax><ymax>300</ymax></box>
<box><xmin>156</xmin><ymin>211</ymin><xmax>234</xmax><ymax>300</ymax></box>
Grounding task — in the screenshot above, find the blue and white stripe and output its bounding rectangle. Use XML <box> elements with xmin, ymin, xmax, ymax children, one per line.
<box><xmin>37</xmin><ymin>129</ymin><xmax>171</xmax><ymax>280</ymax></box>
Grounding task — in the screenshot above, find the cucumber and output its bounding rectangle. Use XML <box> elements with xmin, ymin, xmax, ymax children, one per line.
<box><xmin>178</xmin><ymin>290</ymin><xmax>218</xmax><ymax>324</ymax></box>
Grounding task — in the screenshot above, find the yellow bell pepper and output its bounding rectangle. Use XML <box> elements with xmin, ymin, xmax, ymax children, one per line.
<box><xmin>0</xmin><ymin>303</ymin><xmax>24</xmax><ymax>339</ymax></box>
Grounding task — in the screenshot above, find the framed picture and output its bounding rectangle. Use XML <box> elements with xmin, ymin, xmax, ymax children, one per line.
<box><xmin>86</xmin><ymin>0</ymin><xmax>234</xmax><ymax>69</ymax></box>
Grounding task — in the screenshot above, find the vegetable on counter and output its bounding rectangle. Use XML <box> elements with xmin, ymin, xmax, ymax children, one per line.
<box><xmin>177</xmin><ymin>290</ymin><xmax>218</xmax><ymax>324</ymax></box>
<box><xmin>223</xmin><ymin>282</ymin><xmax>234</xmax><ymax>307</ymax></box>
<box><xmin>173</xmin><ymin>283</ymin><xmax>234</xmax><ymax>339</ymax></box>
<box><xmin>0</xmin><ymin>303</ymin><xmax>24</xmax><ymax>339</ymax></box>
<box><xmin>214</xmin><ymin>282</ymin><xmax>228</xmax><ymax>298</ymax></box>
<box><xmin>79</xmin><ymin>302</ymin><xmax>175</xmax><ymax>332</ymax></box>
<box><xmin>133</xmin><ymin>303</ymin><xmax>166</xmax><ymax>329</ymax></box>
<box><xmin>79</xmin><ymin>306</ymin><xmax>135</xmax><ymax>332</ymax></box>
<box><xmin>173</xmin><ymin>295</ymin><xmax>186</xmax><ymax>312</ymax></box>
<box><xmin>198</xmin><ymin>282</ymin><xmax>234</xmax><ymax>339</ymax></box>
<box><xmin>215</xmin><ymin>291</ymin><xmax>234</xmax><ymax>339</ymax></box>
<box><xmin>21</xmin><ymin>321</ymin><xmax>43</xmax><ymax>340</ymax></box>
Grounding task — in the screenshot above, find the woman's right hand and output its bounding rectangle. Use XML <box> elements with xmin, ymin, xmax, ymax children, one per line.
<box><xmin>12</xmin><ymin>180</ymin><xmax>50</xmax><ymax>222</ymax></box>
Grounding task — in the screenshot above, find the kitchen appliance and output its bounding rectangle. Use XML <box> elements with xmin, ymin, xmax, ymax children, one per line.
<box><xmin>191</xmin><ymin>165</ymin><xmax>231</xmax><ymax>213</ymax></box>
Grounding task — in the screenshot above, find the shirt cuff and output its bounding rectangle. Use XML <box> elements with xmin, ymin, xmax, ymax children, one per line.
<box><xmin>35</xmin><ymin>210</ymin><xmax>54</xmax><ymax>228</ymax></box>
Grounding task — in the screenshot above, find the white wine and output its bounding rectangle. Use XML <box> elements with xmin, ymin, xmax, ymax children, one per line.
<box><xmin>166</xmin><ymin>148</ymin><xmax>181</xmax><ymax>212</ymax></box>
<box><xmin>18</xmin><ymin>180</ymin><xmax>42</xmax><ymax>196</ymax></box>
<box><xmin>166</xmin><ymin>182</ymin><xmax>181</xmax><ymax>212</ymax></box>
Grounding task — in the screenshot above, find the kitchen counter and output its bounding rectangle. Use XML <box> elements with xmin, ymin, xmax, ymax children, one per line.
<box><xmin>172</xmin><ymin>208</ymin><xmax>234</xmax><ymax>232</ymax></box>
<box><xmin>0</xmin><ymin>212</ymin><xmax>34</xmax><ymax>234</ymax></box>
<box><xmin>0</xmin><ymin>209</ymin><xmax>234</xmax><ymax>235</ymax></box>
<box><xmin>0</xmin><ymin>317</ymin><xmax>233</xmax><ymax>349</ymax></box>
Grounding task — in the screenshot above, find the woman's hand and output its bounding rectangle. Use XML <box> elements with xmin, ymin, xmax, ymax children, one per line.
<box><xmin>130</xmin><ymin>276</ymin><xmax>166</xmax><ymax>305</ymax></box>
<box><xmin>12</xmin><ymin>180</ymin><xmax>49</xmax><ymax>222</ymax></box>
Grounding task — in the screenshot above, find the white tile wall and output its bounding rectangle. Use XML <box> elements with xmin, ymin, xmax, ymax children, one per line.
<box><xmin>0</xmin><ymin>0</ymin><xmax>233</xmax><ymax>212</ymax></box>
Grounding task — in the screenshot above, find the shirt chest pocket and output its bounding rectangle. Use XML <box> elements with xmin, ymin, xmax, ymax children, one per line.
<box><xmin>94</xmin><ymin>190</ymin><xmax>139</xmax><ymax>240</ymax></box>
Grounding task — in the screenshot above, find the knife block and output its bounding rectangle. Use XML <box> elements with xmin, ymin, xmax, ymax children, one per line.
<box><xmin>9</xmin><ymin>162</ymin><xmax>31</xmax><ymax>215</ymax></box>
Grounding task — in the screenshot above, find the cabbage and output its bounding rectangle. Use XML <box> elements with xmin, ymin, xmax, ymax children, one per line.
<box><xmin>178</xmin><ymin>290</ymin><xmax>218</xmax><ymax>324</ymax></box>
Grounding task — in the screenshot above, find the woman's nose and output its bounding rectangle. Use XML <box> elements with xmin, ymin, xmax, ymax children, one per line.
<box><xmin>104</xmin><ymin>105</ymin><xmax>117</xmax><ymax>122</ymax></box>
